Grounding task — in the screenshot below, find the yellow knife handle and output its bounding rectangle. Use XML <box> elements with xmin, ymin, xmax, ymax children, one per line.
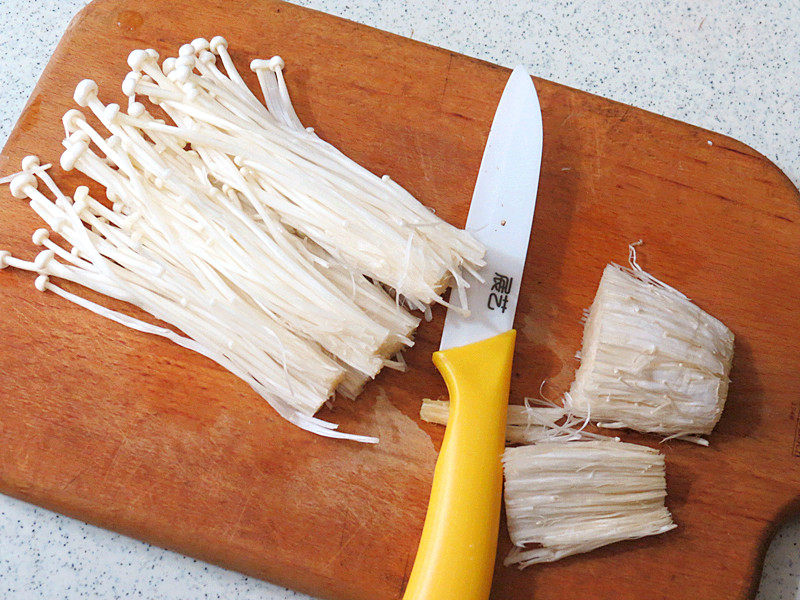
<box><xmin>402</xmin><ymin>329</ymin><xmax>516</xmax><ymax>600</ymax></box>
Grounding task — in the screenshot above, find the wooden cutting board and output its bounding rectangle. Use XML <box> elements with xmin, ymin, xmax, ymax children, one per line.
<box><xmin>1</xmin><ymin>1</ymin><xmax>799</xmax><ymax>598</ymax></box>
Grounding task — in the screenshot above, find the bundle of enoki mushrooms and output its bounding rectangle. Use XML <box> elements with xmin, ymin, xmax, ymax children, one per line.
<box><xmin>503</xmin><ymin>439</ymin><xmax>675</xmax><ymax>566</ymax></box>
<box><xmin>421</xmin><ymin>397</ymin><xmax>675</xmax><ymax>567</ymax></box>
<box><xmin>0</xmin><ymin>37</ymin><xmax>485</xmax><ymax>442</ymax></box>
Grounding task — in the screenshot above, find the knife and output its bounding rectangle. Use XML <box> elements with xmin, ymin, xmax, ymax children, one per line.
<box><xmin>402</xmin><ymin>66</ymin><xmax>543</xmax><ymax>600</ymax></box>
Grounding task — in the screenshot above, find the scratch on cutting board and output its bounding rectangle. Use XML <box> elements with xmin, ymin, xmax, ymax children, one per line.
<box><xmin>222</xmin><ymin>483</ymin><xmax>263</xmax><ymax>542</ymax></box>
<box><xmin>322</xmin><ymin>523</ymin><xmax>362</xmax><ymax>569</ymax></box>
<box><xmin>59</xmin><ymin>471</ymin><xmax>83</xmax><ymax>492</ymax></box>
<box><xmin>372</xmin><ymin>388</ymin><xmax>436</xmax><ymax>460</ymax></box>
<box><xmin>439</xmin><ymin>53</ymin><xmax>454</xmax><ymax>107</ymax></box>
<box><xmin>99</xmin><ymin>433</ymin><xmax>132</xmax><ymax>483</ymax></box>
<box><xmin>407</xmin><ymin>126</ymin><xmax>436</xmax><ymax>185</ymax></box>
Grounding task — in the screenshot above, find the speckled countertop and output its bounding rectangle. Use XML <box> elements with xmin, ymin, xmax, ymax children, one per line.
<box><xmin>0</xmin><ymin>1</ymin><xmax>798</xmax><ymax>599</ymax></box>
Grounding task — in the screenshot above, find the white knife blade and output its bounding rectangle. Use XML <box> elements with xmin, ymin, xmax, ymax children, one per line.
<box><xmin>439</xmin><ymin>65</ymin><xmax>543</xmax><ymax>351</ymax></box>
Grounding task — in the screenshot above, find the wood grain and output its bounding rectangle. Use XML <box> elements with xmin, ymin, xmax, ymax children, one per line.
<box><xmin>1</xmin><ymin>1</ymin><xmax>799</xmax><ymax>598</ymax></box>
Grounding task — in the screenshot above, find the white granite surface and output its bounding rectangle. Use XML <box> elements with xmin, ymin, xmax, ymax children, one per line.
<box><xmin>0</xmin><ymin>0</ymin><xmax>798</xmax><ymax>598</ymax></box>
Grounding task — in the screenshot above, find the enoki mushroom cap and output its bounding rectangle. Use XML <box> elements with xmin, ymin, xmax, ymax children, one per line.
<box><xmin>62</xmin><ymin>109</ymin><xmax>87</xmax><ymax>133</ymax></box>
<box><xmin>209</xmin><ymin>36</ymin><xmax>228</xmax><ymax>54</ymax></box>
<box><xmin>102</xmin><ymin>103</ymin><xmax>121</xmax><ymax>124</ymax></box>
<box><xmin>191</xmin><ymin>38</ymin><xmax>210</xmax><ymax>52</ymax></box>
<box><xmin>178</xmin><ymin>43</ymin><xmax>196</xmax><ymax>58</ymax></box>
<box><xmin>127</xmin><ymin>49</ymin><xmax>153</xmax><ymax>72</ymax></box>
<box><xmin>127</xmin><ymin>101</ymin><xmax>146</xmax><ymax>117</ymax></box>
<box><xmin>34</xmin><ymin>274</ymin><xmax>49</xmax><ymax>292</ymax></box>
<box><xmin>9</xmin><ymin>172</ymin><xmax>37</xmax><ymax>199</ymax></box>
<box><xmin>197</xmin><ymin>50</ymin><xmax>215</xmax><ymax>65</ymax></box>
<box><xmin>122</xmin><ymin>71</ymin><xmax>142</xmax><ymax>97</ymax></box>
<box><xmin>72</xmin><ymin>186</ymin><xmax>90</xmax><ymax>216</ymax></box>
<box><xmin>60</xmin><ymin>140</ymin><xmax>89</xmax><ymax>172</ymax></box>
<box><xmin>64</xmin><ymin>129</ymin><xmax>90</xmax><ymax>146</ymax></box>
<box><xmin>32</xmin><ymin>228</ymin><xmax>50</xmax><ymax>246</ymax></box>
<box><xmin>33</xmin><ymin>249</ymin><xmax>55</xmax><ymax>271</ymax></box>
<box><xmin>74</xmin><ymin>79</ymin><xmax>99</xmax><ymax>107</ymax></box>
<box><xmin>21</xmin><ymin>155</ymin><xmax>41</xmax><ymax>171</ymax></box>
<box><xmin>162</xmin><ymin>57</ymin><xmax>177</xmax><ymax>75</ymax></box>
<box><xmin>73</xmin><ymin>186</ymin><xmax>90</xmax><ymax>202</ymax></box>
<box><xmin>251</xmin><ymin>56</ymin><xmax>284</xmax><ymax>72</ymax></box>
